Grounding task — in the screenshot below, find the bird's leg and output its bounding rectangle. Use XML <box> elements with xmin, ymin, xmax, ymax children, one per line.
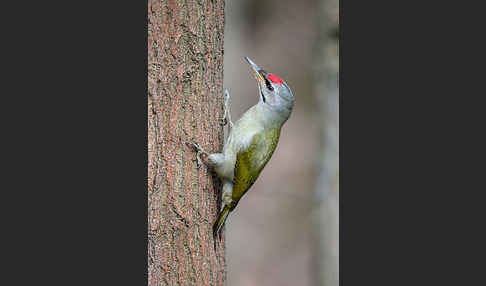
<box><xmin>221</xmin><ymin>181</ymin><xmax>234</xmax><ymax>208</ymax></box>
<box><xmin>186</xmin><ymin>141</ymin><xmax>227</xmax><ymax>173</ymax></box>
<box><xmin>186</xmin><ymin>142</ymin><xmax>209</xmax><ymax>168</ymax></box>
<box><xmin>221</xmin><ymin>89</ymin><xmax>234</xmax><ymax>130</ymax></box>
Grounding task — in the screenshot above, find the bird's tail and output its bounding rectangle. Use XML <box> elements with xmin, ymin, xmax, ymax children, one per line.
<box><xmin>213</xmin><ymin>205</ymin><xmax>231</xmax><ymax>239</ymax></box>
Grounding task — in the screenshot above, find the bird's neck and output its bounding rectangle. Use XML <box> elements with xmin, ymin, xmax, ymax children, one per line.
<box><xmin>256</xmin><ymin>102</ymin><xmax>291</xmax><ymax>129</ymax></box>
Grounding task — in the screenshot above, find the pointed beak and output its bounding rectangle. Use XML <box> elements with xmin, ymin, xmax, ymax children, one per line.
<box><xmin>244</xmin><ymin>56</ymin><xmax>265</xmax><ymax>84</ymax></box>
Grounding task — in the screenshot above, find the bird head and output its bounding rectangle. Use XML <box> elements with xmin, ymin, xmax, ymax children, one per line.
<box><xmin>245</xmin><ymin>56</ymin><xmax>294</xmax><ymax>119</ymax></box>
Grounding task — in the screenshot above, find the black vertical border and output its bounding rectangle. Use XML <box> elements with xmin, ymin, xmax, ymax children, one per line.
<box><xmin>340</xmin><ymin>0</ymin><xmax>485</xmax><ymax>285</ymax></box>
<box><xmin>2</xmin><ymin>1</ymin><xmax>149</xmax><ymax>284</ymax></box>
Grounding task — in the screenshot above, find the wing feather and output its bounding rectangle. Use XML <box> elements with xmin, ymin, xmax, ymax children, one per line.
<box><xmin>231</xmin><ymin>128</ymin><xmax>280</xmax><ymax>208</ymax></box>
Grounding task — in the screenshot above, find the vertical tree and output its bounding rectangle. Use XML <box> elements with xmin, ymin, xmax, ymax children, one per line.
<box><xmin>148</xmin><ymin>0</ymin><xmax>226</xmax><ymax>285</ymax></box>
<box><xmin>312</xmin><ymin>0</ymin><xmax>339</xmax><ymax>285</ymax></box>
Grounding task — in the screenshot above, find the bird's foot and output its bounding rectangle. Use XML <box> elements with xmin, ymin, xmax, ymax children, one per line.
<box><xmin>221</xmin><ymin>89</ymin><xmax>234</xmax><ymax>129</ymax></box>
<box><xmin>186</xmin><ymin>141</ymin><xmax>208</xmax><ymax>168</ymax></box>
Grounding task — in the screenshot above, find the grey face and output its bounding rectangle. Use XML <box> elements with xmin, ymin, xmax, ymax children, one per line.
<box><xmin>258</xmin><ymin>70</ymin><xmax>294</xmax><ymax>114</ymax></box>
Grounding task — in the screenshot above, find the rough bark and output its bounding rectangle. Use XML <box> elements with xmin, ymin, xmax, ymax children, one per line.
<box><xmin>312</xmin><ymin>0</ymin><xmax>339</xmax><ymax>285</ymax></box>
<box><xmin>148</xmin><ymin>0</ymin><xmax>226</xmax><ymax>285</ymax></box>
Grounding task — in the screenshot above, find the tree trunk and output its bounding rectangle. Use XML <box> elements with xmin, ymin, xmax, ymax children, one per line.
<box><xmin>312</xmin><ymin>0</ymin><xmax>339</xmax><ymax>285</ymax></box>
<box><xmin>148</xmin><ymin>0</ymin><xmax>226</xmax><ymax>285</ymax></box>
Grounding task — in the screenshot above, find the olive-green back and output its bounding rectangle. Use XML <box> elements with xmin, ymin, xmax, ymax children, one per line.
<box><xmin>231</xmin><ymin>128</ymin><xmax>281</xmax><ymax>209</ymax></box>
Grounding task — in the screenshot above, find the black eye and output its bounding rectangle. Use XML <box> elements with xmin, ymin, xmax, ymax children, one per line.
<box><xmin>264</xmin><ymin>78</ymin><xmax>274</xmax><ymax>91</ymax></box>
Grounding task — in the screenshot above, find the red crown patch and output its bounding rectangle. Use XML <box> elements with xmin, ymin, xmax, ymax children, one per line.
<box><xmin>267</xmin><ymin>73</ymin><xmax>283</xmax><ymax>84</ymax></box>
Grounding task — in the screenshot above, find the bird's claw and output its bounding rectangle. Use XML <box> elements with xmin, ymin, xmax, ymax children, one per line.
<box><xmin>196</xmin><ymin>155</ymin><xmax>203</xmax><ymax>168</ymax></box>
<box><xmin>221</xmin><ymin>117</ymin><xmax>228</xmax><ymax>126</ymax></box>
<box><xmin>222</xmin><ymin>88</ymin><xmax>234</xmax><ymax>130</ymax></box>
<box><xmin>186</xmin><ymin>141</ymin><xmax>205</xmax><ymax>168</ymax></box>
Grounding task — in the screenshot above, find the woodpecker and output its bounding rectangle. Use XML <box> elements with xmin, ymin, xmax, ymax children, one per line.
<box><xmin>188</xmin><ymin>56</ymin><xmax>294</xmax><ymax>239</ymax></box>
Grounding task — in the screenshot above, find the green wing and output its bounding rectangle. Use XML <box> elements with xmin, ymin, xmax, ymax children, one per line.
<box><xmin>231</xmin><ymin>128</ymin><xmax>281</xmax><ymax>209</ymax></box>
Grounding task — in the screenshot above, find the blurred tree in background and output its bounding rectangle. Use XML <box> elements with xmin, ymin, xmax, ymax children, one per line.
<box><xmin>312</xmin><ymin>0</ymin><xmax>339</xmax><ymax>285</ymax></box>
<box><xmin>224</xmin><ymin>0</ymin><xmax>338</xmax><ymax>285</ymax></box>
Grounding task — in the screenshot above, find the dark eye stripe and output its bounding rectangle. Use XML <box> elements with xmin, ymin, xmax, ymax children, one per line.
<box><xmin>263</xmin><ymin>78</ymin><xmax>273</xmax><ymax>91</ymax></box>
<box><xmin>259</xmin><ymin>70</ymin><xmax>274</xmax><ymax>91</ymax></box>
